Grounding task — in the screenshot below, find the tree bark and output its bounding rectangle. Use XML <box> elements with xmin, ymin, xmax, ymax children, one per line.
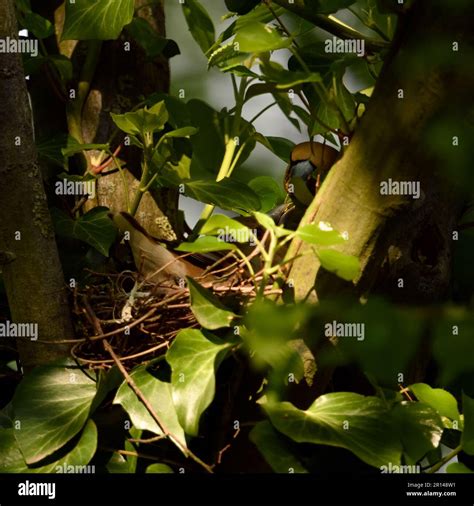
<box><xmin>0</xmin><ymin>0</ymin><xmax>73</xmax><ymax>369</ymax></box>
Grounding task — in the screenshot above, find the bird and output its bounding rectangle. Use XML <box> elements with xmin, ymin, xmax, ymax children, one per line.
<box><xmin>109</xmin><ymin>212</ymin><xmax>211</xmax><ymax>288</ymax></box>
<box><xmin>284</xmin><ymin>141</ymin><xmax>340</xmax><ymax>207</ymax></box>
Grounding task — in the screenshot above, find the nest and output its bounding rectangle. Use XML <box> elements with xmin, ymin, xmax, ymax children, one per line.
<box><xmin>69</xmin><ymin>252</ymin><xmax>279</xmax><ymax>370</ymax></box>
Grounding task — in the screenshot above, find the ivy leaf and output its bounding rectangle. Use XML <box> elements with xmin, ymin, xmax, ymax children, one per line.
<box><xmin>166</xmin><ymin>329</ymin><xmax>234</xmax><ymax>436</ymax></box>
<box><xmin>462</xmin><ymin>393</ymin><xmax>474</xmax><ymax>455</ymax></box>
<box><xmin>234</xmin><ymin>22</ymin><xmax>292</xmax><ymax>53</ymax></box>
<box><xmin>0</xmin><ymin>420</ymin><xmax>97</xmax><ymax>473</ymax></box>
<box><xmin>225</xmin><ymin>0</ymin><xmax>260</xmax><ymax>15</ymax></box>
<box><xmin>126</xmin><ymin>18</ymin><xmax>179</xmax><ymax>59</ymax></box>
<box><xmin>114</xmin><ymin>366</ymin><xmax>186</xmax><ymax>450</ymax></box>
<box><xmin>22</xmin><ymin>12</ymin><xmax>54</xmax><ymax>39</ymax></box>
<box><xmin>111</xmin><ymin>101</ymin><xmax>168</xmax><ymax>137</ymax></box>
<box><xmin>316</xmin><ymin>248</ymin><xmax>360</xmax><ymax>281</ymax></box>
<box><xmin>260</xmin><ymin>60</ymin><xmax>321</xmax><ymax>89</ymax></box>
<box><xmin>410</xmin><ymin>383</ymin><xmax>460</xmax><ymax>421</ymax></box>
<box><xmin>258</xmin><ymin>136</ymin><xmax>295</xmax><ymax>163</ymax></box>
<box><xmin>162</xmin><ymin>126</ymin><xmax>198</xmax><ymax>139</ymax></box>
<box><xmin>390</xmin><ymin>402</ymin><xmax>443</xmax><ymax>464</ymax></box>
<box><xmin>11</xmin><ymin>361</ymin><xmax>97</xmax><ymax>465</ymax></box>
<box><xmin>181</xmin><ymin>0</ymin><xmax>215</xmax><ymax>54</ymax></box>
<box><xmin>176</xmin><ymin>236</ymin><xmax>237</xmax><ymax>253</ymax></box>
<box><xmin>51</xmin><ymin>207</ymin><xmax>117</xmax><ymax>257</ymax></box>
<box><xmin>184</xmin><ymin>179</ymin><xmax>261</xmax><ymax>213</ymax></box>
<box><xmin>249</xmin><ymin>176</ymin><xmax>285</xmax><ymax>213</ymax></box>
<box><xmin>263</xmin><ymin>393</ymin><xmax>402</xmax><ymax>468</ymax></box>
<box><xmin>315</xmin><ymin>0</ymin><xmax>357</xmax><ymax>14</ymax></box>
<box><xmin>297</xmin><ymin>222</ymin><xmax>348</xmax><ymax>246</ymax></box>
<box><xmin>446</xmin><ymin>462</ymin><xmax>473</xmax><ymax>473</ymax></box>
<box><xmin>187</xmin><ymin>277</ymin><xmax>237</xmax><ymax>330</ymax></box>
<box><xmin>250</xmin><ymin>421</ymin><xmax>308</xmax><ymax>473</ymax></box>
<box><xmin>201</xmin><ymin>214</ymin><xmax>252</xmax><ymax>242</ymax></box>
<box><xmin>62</xmin><ymin>0</ymin><xmax>134</xmax><ymax>40</ymax></box>
<box><xmin>146</xmin><ymin>463</ymin><xmax>174</xmax><ymax>473</ymax></box>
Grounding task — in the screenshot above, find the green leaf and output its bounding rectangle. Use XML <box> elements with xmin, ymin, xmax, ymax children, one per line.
<box><xmin>410</xmin><ymin>383</ymin><xmax>460</xmax><ymax>421</ymax></box>
<box><xmin>207</xmin><ymin>43</ymin><xmax>251</xmax><ymax>72</ymax></box>
<box><xmin>187</xmin><ymin>277</ymin><xmax>237</xmax><ymax>330</ymax></box>
<box><xmin>234</xmin><ymin>22</ymin><xmax>292</xmax><ymax>53</ymax></box>
<box><xmin>447</xmin><ymin>462</ymin><xmax>473</xmax><ymax>473</ymax></box>
<box><xmin>260</xmin><ymin>60</ymin><xmax>321</xmax><ymax>89</ymax></box>
<box><xmin>146</xmin><ymin>463</ymin><xmax>174</xmax><ymax>473</ymax></box>
<box><xmin>51</xmin><ymin>207</ymin><xmax>117</xmax><ymax>257</ymax></box>
<box><xmin>176</xmin><ymin>236</ymin><xmax>237</xmax><ymax>253</ymax></box>
<box><xmin>201</xmin><ymin>214</ymin><xmax>252</xmax><ymax>242</ymax></box>
<box><xmin>181</xmin><ymin>0</ymin><xmax>215</xmax><ymax>54</ymax></box>
<box><xmin>126</xmin><ymin>18</ymin><xmax>179</xmax><ymax>59</ymax></box>
<box><xmin>253</xmin><ymin>211</ymin><xmax>276</xmax><ymax>231</ymax></box>
<box><xmin>0</xmin><ymin>419</ymin><xmax>97</xmax><ymax>473</ymax></box>
<box><xmin>62</xmin><ymin>0</ymin><xmax>134</xmax><ymax>40</ymax></box>
<box><xmin>315</xmin><ymin>0</ymin><xmax>357</xmax><ymax>15</ymax></box>
<box><xmin>167</xmin><ymin>329</ymin><xmax>234</xmax><ymax>436</ymax></box>
<box><xmin>297</xmin><ymin>222</ymin><xmax>348</xmax><ymax>246</ymax></box>
<box><xmin>225</xmin><ymin>0</ymin><xmax>260</xmax><ymax>15</ymax></box>
<box><xmin>111</xmin><ymin>101</ymin><xmax>168</xmax><ymax>137</ymax></box>
<box><xmin>61</xmin><ymin>143</ymin><xmax>109</xmax><ymax>157</ymax></box>
<box><xmin>259</xmin><ymin>136</ymin><xmax>295</xmax><ymax>163</ymax></box>
<box><xmin>462</xmin><ymin>393</ymin><xmax>474</xmax><ymax>455</ymax></box>
<box><xmin>390</xmin><ymin>402</ymin><xmax>443</xmax><ymax>463</ymax></box>
<box><xmin>114</xmin><ymin>366</ymin><xmax>186</xmax><ymax>449</ymax></box>
<box><xmin>11</xmin><ymin>361</ymin><xmax>97</xmax><ymax>465</ymax></box>
<box><xmin>250</xmin><ymin>421</ymin><xmax>308</xmax><ymax>473</ymax></box>
<box><xmin>106</xmin><ymin>452</ymin><xmax>132</xmax><ymax>473</ymax></box>
<box><xmin>49</xmin><ymin>55</ymin><xmax>73</xmax><ymax>82</ymax></box>
<box><xmin>249</xmin><ymin>176</ymin><xmax>285</xmax><ymax>213</ymax></box>
<box><xmin>263</xmin><ymin>393</ymin><xmax>402</xmax><ymax>468</ymax></box>
<box><xmin>162</xmin><ymin>126</ymin><xmax>198</xmax><ymax>139</ymax></box>
<box><xmin>22</xmin><ymin>12</ymin><xmax>54</xmax><ymax>39</ymax></box>
<box><xmin>185</xmin><ymin>179</ymin><xmax>261</xmax><ymax>213</ymax></box>
<box><xmin>317</xmin><ymin>248</ymin><xmax>360</xmax><ymax>281</ymax></box>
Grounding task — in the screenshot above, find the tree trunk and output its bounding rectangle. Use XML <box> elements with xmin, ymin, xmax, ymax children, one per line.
<box><xmin>287</xmin><ymin>0</ymin><xmax>473</xmax><ymax>304</ymax></box>
<box><xmin>0</xmin><ymin>0</ymin><xmax>73</xmax><ymax>369</ymax></box>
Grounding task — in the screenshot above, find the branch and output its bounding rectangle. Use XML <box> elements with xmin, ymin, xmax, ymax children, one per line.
<box><xmin>271</xmin><ymin>0</ymin><xmax>390</xmax><ymax>52</ymax></box>
<box><xmin>82</xmin><ymin>297</ymin><xmax>214</xmax><ymax>474</ymax></box>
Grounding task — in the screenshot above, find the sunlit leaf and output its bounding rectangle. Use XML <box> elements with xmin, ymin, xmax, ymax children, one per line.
<box><xmin>410</xmin><ymin>383</ymin><xmax>460</xmax><ymax>421</ymax></box>
<box><xmin>11</xmin><ymin>361</ymin><xmax>97</xmax><ymax>465</ymax></box>
<box><xmin>181</xmin><ymin>0</ymin><xmax>215</xmax><ymax>54</ymax></box>
<box><xmin>62</xmin><ymin>0</ymin><xmax>134</xmax><ymax>40</ymax></box>
<box><xmin>316</xmin><ymin>248</ymin><xmax>360</xmax><ymax>281</ymax></box>
<box><xmin>297</xmin><ymin>223</ymin><xmax>348</xmax><ymax>246</ymax></box>
<box><xmin>234</xmin><ymin>22</ymin><xmax>291</xmax><ymax>53</ymax></box>
<box><xmin>187</xmin><ymin>277</ymin><xmax>237</xmax><ymax>330</ymax></box>
<box><xmin>114</xmin><ymin>366</ymin><xmax>186</xmax><ymax>449</ymax></box>
<box><xmin>263</xmin><ymin>393</ymin><xmax>402</xmax><ymax>468</ymax></box>
<box><xmin>167</xmin><ymin>329</ymin><xmax>234</xmax><ymax>436</ymax></box>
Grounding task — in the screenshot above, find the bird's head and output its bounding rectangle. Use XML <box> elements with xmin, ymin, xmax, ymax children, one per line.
<box><xmin>284</xmin><ymin>141</ymin><xmax>339</xmax><ymax>206</ymax></box>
